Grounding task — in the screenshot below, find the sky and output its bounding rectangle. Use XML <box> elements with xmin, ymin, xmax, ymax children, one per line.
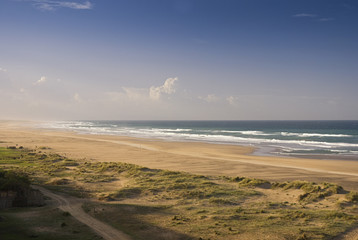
<box><xmin>0</xmin><ymin>0</ymin><xmax>358</xmax><ymax>120</ymax></box>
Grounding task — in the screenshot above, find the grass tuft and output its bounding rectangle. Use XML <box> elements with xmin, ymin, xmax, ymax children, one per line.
<box><xmin>346</xmin><ymin>191</ymin><xmax>358</xmax><ymax>202</ymax></box>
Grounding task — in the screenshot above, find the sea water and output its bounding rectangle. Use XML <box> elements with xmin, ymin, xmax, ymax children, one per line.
<box><xmin>39</xmin><ymin>120</ymin><xmax>358</xmax><ymax>159</ymax></box>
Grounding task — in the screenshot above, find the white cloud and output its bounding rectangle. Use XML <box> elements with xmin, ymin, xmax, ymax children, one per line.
<box><xmin>0</xmin><ymin>68</ymin><xmax>7</xmax><ymax>72</ymax></box>
<box><xmin>293</xmin><ymin>13</ymin><xmax>334</xmax><ymax>22</ymax></box>
<box><xmin>20</xmin><ymin>88</ymin><xmax>26</xmax><ymax>93</ymax></box>
<box><xmin>293</xmin><ymin>13</ymin><xmax>317</xmax><ymax>18</ymax></box>
<box><xmin>30</xmin><ymin>0</ymin><xmax>93</xmax><ymax>11</ymax></box>
<box><xmin>73</xmin><ymin>93</ymin><xmax>82</xmax><ymax>103</ymax></box>
<box><xmin>58</xmin><ymin>1</ymin><xmax>92</xmax><ymax>9</ymax></box>
<box><xmin>226</xmin><ymin>96</ymin><xmax>239</xmax><ymax>106</ymax></box>
<box><xmin>34</xmin><ymin>76</ymin><xmax>47</xmax><ymax>85</ymax></box>
<box><xmin>198</xmin><ymin>94</ymin><xmax>219</xmax><ymax>103</ymax></box>
<box><xmin>149</xmin><ymin>77</ymin><xmax>178</xmax><ymax>100</ymax></box>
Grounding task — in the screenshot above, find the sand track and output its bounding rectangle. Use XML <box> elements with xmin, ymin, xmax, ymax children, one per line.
<box><xmin>32</xmin><ymin>186</ymin><xmax>132</xmax><ymax>240</ymax></box>
<box><xmin>335</xmin><ymin>226</ymin><xmax>358</xmax><ymax>240</ymax></box>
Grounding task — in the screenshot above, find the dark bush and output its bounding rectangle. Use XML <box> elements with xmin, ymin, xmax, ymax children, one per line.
<box><xmin>0</xmin><ymin>169</ymin><xmax>30</xmax><ymax>191</ymax></box>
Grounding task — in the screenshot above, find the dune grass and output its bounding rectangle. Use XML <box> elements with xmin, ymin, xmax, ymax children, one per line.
<box><xmin>0</xmin><ymin>146</ymin><xmax>358</xmax><ymax>239</ymax></box>
<box><xmin>0</xmin><ymin>205</ymin><xmax>102</xmax><ymax>240</ymax></box>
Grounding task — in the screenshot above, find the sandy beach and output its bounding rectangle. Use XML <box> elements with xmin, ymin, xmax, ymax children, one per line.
<box><xmin>1</xmin><ymin>121</ymin><xmax>358</xmax><ymax>191</ymax></box>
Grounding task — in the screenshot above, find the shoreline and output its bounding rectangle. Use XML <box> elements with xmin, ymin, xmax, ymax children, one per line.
<box><xmin>37</xmin><ymin>127</ymin><xmax>358</xmax><ymax>162</ymax></box>
<box><xmin>34</xmin><ymin>120</ymin><xmax>358</xmax><ymax>161</ymax></box>
<box><xmin>1</xmin><ymin>121</ymin><xmax>358</xmax><ymax>191</ymax></box>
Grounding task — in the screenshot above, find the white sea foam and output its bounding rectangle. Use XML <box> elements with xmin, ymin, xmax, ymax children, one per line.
<box><xmin>280</xmin><ymin>132</ymin><xmax>352</xmax><ymax>138</ymax></box>
<box><xmin>118</xmin><ymin>130</ymin><xmax>358</xmax><ymax>149</ymax></box>
<box><xmin>218</xmin><ymin>130</ymin><xmax>274</xmax><ymax>136</ymax></box>
<box><xmin>152</xmin><ymin>128</ymin><xmax>192</xmax><ymax>132</ymax></box>
<box><xmin>238</xmin><ymin>131</ymin><xmax>275</xmax><ymax>136</ymax></box>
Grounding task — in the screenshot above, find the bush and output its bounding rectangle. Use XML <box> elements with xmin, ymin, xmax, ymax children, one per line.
<box><xmin>232</xmin><ymin>176</ymin><xmax>269</xmax><ymax>187</ymax></box>
<box><xmin>0</xmin><ymin>169</ymin><xmax>30</xmax><ymax>191</ymax></box>
<box><xmin>346</xmin><ymin>191</ymin><xmax>358</xmax><ymax>202</ymax></box>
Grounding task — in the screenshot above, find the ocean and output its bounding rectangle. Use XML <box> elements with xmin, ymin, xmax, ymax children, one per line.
<box><xmin>39</xmin><ymin>120</ymin><xmax>358</xmax><ymax>159</ymax></box>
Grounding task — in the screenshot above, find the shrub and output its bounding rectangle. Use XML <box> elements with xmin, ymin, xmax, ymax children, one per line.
<box><xmin>0</xmin><ymin>169</ymin><xmax>30</xmax><ymax>191</ymax></box>
<box><xmin>346</xmin><ymin>191</ymin><xmax>358</xmax><ymax>202</ymax></box>
<box><xmin>232</xmin><ymin>176</ymin><xmax>269</xmax><ymax>187</ymax></box>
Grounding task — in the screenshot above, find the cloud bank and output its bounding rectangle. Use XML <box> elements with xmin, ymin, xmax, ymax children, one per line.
<box><xmin>106</xmin><ymin>77</ymin><xmax>178</xmax><ymax>103</ymax></box>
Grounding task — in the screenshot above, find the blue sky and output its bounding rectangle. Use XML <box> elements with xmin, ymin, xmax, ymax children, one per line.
<box><xmin>0</xmin><ymin>0</ymin><xmax>357</xmax><ymax>120</ymax></box>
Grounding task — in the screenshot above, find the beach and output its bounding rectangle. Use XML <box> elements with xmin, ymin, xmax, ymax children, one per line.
<box><xmin>2</xmin><ymin>120</ymin><xmax>358</xmax><ymax>239</ymax></box>
<box><xmin>1</xmin><ymin>121</ymin><xmax>358</xmax><ymax>191</ymax></box>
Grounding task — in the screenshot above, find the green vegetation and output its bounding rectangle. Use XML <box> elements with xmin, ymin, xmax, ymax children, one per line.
<box><xmin>109</xmin><ymin>167</ymin><xmax>259</xmax><ymax>202</ymax></box>
<box><xmin>0</xmin><ymin>169</ymin><xmax>30</xmax><ymax>191</ymax></box>
<box><xmin>231</xmin><ymin>176</ymin><xmax>270</xmax><ymax>187</ymax></box>
<box><xmin>346</xmin><ymin>191</ymin><xmax>358</xmax><ymax>202</ymax></box>
<box><xmin>1</xmin><ymin>146</ymin><xmax>358</xmax><ymax>239</ymax></box>
<box><xmin>272</xmin><ymin>180</ymin><xmax>346</xmax><ymax>202</ymax></box>
<box><xmin>0</xmin><ymin>206</ymin><xmax>102</xmax><ymax>240</ymax></box>
<box><xmin>0</xmin><ymin>147</ymin><xmax>103</xmax><ymax>239</ymax></box>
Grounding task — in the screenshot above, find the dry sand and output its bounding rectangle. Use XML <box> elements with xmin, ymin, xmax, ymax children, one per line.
<box><xmin>1</xmin><ymin>121</ymin><xmax>358</xmax><ymax>191</ymax></box>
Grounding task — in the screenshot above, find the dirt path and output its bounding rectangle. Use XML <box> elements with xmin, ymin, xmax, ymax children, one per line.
<box><xmin>334</xmin><ymin>226</ymin><xmax>358</xmax><ymax>240</ymax></box>
<box><xmin>32</xmin><ymin>186</ymin><xmax>132</xmax><ymax>240</ymax></box>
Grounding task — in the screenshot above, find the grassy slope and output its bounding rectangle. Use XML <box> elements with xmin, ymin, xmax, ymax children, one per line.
<box><xmin>0</xmin><ymin>206</ymin><xmax>102</xmax><ymax>240</ymax></box>
<box><xmin>0</xmin><ymin>146</ymin><xmax>357</xmax><ymax>240</ymax></box>
<box><xmin>0</xmin><ymin>148</ymin><xmax>103</xmax><ymax>239</ymax></box>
